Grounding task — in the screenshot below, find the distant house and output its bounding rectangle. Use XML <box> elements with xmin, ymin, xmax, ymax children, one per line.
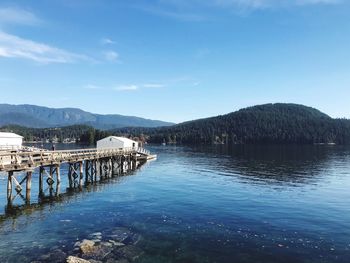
<box><xmin>0</xmin><ymin>132</ymin><xmax>23</xmax><ymax>151</ymax></box>
<box><xmin>97</xmin><ymin>136</ymin><xmax>138</xmax><ymax>150</ymax></box>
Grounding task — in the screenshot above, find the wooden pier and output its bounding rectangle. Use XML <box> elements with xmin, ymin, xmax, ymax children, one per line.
<box><xmin>0</xmin><ymin>147</ymin><xmax>156</xmax><ymax>207</ymax></box>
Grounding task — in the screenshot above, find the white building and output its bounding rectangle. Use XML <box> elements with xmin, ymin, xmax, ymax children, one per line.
<box><xmin>97</xmin><ymin>136</ymin><xmax>138</xmax><ymax>150</ymax></box>
<box><xmin>0</xmin><ymin>132</ymin><xmax>23</xmax><ymax>151</ymax></box>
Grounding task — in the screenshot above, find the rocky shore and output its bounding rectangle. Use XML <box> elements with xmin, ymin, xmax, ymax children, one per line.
<box><xmin>33</xmin><ymin>227</ymin><xmax>144</xmax><ymax>263</ymax></box>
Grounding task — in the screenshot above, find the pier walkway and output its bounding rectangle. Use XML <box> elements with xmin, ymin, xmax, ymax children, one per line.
<box><xmin>0</xmin><ymin>147</ymin><xmax>156</xmax><ymax>207</ymax></box>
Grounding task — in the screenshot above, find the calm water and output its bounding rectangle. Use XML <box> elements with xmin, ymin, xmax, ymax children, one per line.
<box><xmin>0</xmin><ymin>144</ymin><xmax>349</xmax><ymax>262</ymax></box>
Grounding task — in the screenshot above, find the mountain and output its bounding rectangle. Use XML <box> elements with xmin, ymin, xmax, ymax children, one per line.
<box><xmin>0</xmin><ymin>104</ymin><xmax>174</xmax><ymax>129</ymax></box>
<box><xmin>112</xmin><ymin>103</ymin><xmax>350</xmax><ymax>145</ymax></box>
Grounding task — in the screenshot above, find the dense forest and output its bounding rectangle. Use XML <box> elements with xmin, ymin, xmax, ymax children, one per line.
<box><xmin>111</xmin><ymin>104</ymin><xmax>350</xmax><ymax>145</ymax></box>
<box><xmin>2</xmin><ymin>104</ymin><xmax>350</xmax><ymax>145</ymax></box>
<box><xmin>0</xmin><ymin>124</ymin><xmax>97</xmax><ymax>144</ymax></box>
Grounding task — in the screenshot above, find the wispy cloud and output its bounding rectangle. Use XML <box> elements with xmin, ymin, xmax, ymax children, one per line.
<box><xmin>142</xmin><ymin>83</ymin><xmax>165</xmax><ymax>88</ymax></box>
<box><xmin>103</xmin><ymin>50</ymin><xmax>120</xmax><ymax>62</ymax></box>
<box><xmin>85</xmin><ymin>78</ymin><xmax>197</xmax><ymax>93</ymax></box>
<box><xmin>0</xmin><ymin>31</ymin><xmax>92</xmax><ymax>64</ymax></box>
<box><xmin>0</xmin><ymin>7</ymin><xmax>41</xmax><ymax>26</ymax></box>
<box><xmin>101</xmin><ymin>38</ymin><xmax>115</xmax><ymax>45</ymax></box>
<box><xmin>143</xmin><ymin>0</ymin><xmax>341</xmax><ymax>18</ymax></box>
<box><xmin>83</xmin><ymin>83</ymin><xmax>166</xmax><ymax>91</ymax></box>
<box><xmin>115</xmin><ymin>85</ymin><xmax>139</xmax><ymax>91</ymax></box>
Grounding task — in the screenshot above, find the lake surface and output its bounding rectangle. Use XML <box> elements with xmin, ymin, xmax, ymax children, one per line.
<box><xmin>0</xmin><ymin>144</ymin><xmax>349</xmax><ymax>262</ymax></box>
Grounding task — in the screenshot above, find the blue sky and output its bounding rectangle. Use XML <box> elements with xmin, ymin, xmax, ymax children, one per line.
<box><xmin>0</xmin><ymin>0</ymin><xmax>350</xmax><ymax>123</ymax></box>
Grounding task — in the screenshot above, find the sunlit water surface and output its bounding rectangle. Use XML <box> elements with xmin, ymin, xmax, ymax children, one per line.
<box><xmin>0</xmin><ymin>144</ymin><xmax>349</xmax><ymax>263</ymax></box>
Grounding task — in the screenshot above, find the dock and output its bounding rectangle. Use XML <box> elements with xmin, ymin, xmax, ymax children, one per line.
<box><xmin>0</xmin><ymin>147</ymin><xmax>156</xmax><ymax>207</ymax></box>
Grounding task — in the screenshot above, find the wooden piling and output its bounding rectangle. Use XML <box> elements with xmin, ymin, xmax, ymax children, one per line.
<box><xmin>0</xmin><ymin>146</ymin><xmax>153</xmax><ymax>205</ymax></box>
<box><xmin>85</xmin><ymin>160</ymin><xmax>90</xmax><ymax>184</ymax></box>
<box><xmin>26</xmin><ymin>171</ymin><xmax>32</xmax><ymax>203</ymax></box>
<box><xmin>99</xmin><ymin>160</ymin><xmax>103</xmax><ymax>179</ymax></box>
<box><xmin>56</xmin><ymin>164</ymin><xmax>61</xmax><ymax>184</ymax></box>
<box><xmin>68</xmin><ymin>164</ymin><xmax>73</xmax><ymax>188</ymax></box>
<box><xmin>111</xmin><ymin>158</ymin><xmax>115</xmax><ymax>177</ymax></box>
<box><xmin>39</xmin><ymin>167</ymin><xmax>44</xmax><ymax>195</ymax></box>
<box><xmin>79</xmin><ymin>161</ymin><xmax>83</xmax><ymax>187</ymax></box>
<box><xmin>93</xmin><ymin>160</ymin><xmax>97</xmax><ymax>182</ymax></box>
<box><xmin>7</xmin><ymin>171</ymin><xmax>13</xmax><ymax>201</ymax></box>
<box><xmin>49</xmin><ymin>165</ymin><xmax>54</xmax><ymax>189</ymax></box>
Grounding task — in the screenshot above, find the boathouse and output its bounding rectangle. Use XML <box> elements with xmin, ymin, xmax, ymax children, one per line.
<box><xmin>0</xmin><ymin>132</ymin><xmax>23</xmax><ymax>151</ymax></box>
<box><xmin>97</xmin><ymin>136</ymin><xmax>138</xmax><ymax>150</ymax></box>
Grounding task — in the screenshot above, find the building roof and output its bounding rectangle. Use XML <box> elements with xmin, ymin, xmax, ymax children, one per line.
<box><xmin>98</xmin><ymin>136</ymin><xmax>137</xmax><ymax>143</ymax></box>
<box><xmin>0</xmin><ymin>132</ymin><xmax>23</xmax><ymax>138</ymax></box>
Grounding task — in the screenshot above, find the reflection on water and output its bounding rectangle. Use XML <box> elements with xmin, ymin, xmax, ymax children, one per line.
<box><xmin>180</xmin><ymin>144</ymin><xmax>349</xmax><ymax>186</ymax></box>
<box><xmin>1</xmin><ymin>173</ymin><xmax>133</xmax><ymax>227</ymax></box>
<box><xmin>0</xmin><ymin>144</ymin><xmax>349</xmax><ymax>262</ymax></box>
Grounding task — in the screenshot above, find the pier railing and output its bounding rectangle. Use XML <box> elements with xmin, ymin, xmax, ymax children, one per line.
<box><xmin>137</xmin><ymin>147</ymin><xmax>151</xmax><ymax>156</ymax></box>
<box><xmin>0</xmin><ymin>147</ymin><xmax>140</xmax><ymax>172</ymax></box>
<box><xmin>0</xmin><ymin>146</ymin><xmax>155</xmax><ymax>211</ymax></box>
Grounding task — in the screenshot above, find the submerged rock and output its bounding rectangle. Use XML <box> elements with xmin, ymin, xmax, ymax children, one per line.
<box><xmin>89</xmin><ymin>232</ymin><xmax>103</xmax><ymax>241</ymax></box>
<box><xmin>108</xmin><ymin>227</ymin><xmax>132</xmax><ymax>243</ymax></box>
<box><xmin>90</xmin><ymin>232</ymin><xmax>102</xmax><ymax>237</ymax></box>
<box><xmin>105</xmin><ymin>259</ymin><xmax>129</xmax><ymax>263</ymax></box>
<box><xmin>69</xmin><ymin>228</ymin><xmax>144</xmax><ymax>262</ymax></box>
<box><xmin>87</xmin><ymin>260</ymin><xmax>103</xmax><ymax>263</ymax></box>
<box><xmin>114</xmin><ymin>245</ymin><xmax>144</xmax><ymax>261</ymax></box>
<box><xmin>39</xmin><ymin>249</ymin><xmax>67</xmax><ymax>263</ymax></box>
<box><xmin>89</xmin><ymin>245</ymin><xmax>113</xmax><ymax>259</ymax></box>
<box><xmin>127</xmin><ymin>233</ymin><xmax>142</xmax><ymax>245</ymax></box>
<box><xmin>66</xmin><ymin>256</ymin><xmax>90</xmax><ymax>263</ymax></box>
<box><xmin>78</xmin><ymin>239</ymin><xmax>97</xmax><ymax>254</ymax></box>
<box><xmin>108</xmin><ymin>227</ymin><xmax>141</xmax><ymax>245</ymax></box>
<box><xmin>108</xmin><ymin>240</ymin><xmax>125</xmax><ymax>247</ymax></box>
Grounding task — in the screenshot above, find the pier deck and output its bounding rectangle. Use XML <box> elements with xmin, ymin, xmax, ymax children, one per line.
<box><xmin>0</xmin><ymin>147</ymin><xmax>156</xmax><ymax>207</ymax></box>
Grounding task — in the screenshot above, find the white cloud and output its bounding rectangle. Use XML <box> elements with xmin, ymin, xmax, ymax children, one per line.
<box><xmin>101</xmin><ymin>38</ymin><xmax>115</xmax><ymax>45</ymax></box>
<box><xmin>142</xmin><ymin>83</ymin><xmax>165</xmax><ymax>88</ymax></box>
<box><xmin>0</xmin><ymin>7</ymin><xmax>41</xmax><ymax>26</ymax></box>
<box><xmin>0</xmin><ymin>31</ymin><xmax>91</xmax><ymax>64</ymax></box>
<box><xmin>103</xmin><ymin>50</ymin><xmax>119</xmax><ymax>62</ymax></box>
<box><xmin>115</xmin><ymin>85</ymin><xmax>139</xmax><ymax>91</ymax></box>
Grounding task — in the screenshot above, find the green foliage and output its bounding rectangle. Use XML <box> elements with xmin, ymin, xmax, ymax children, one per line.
<box><xmin>111</xmin><ymin>103</ymin><xmax>350</xmax><ymax>145</ymax></box>
<box><xmin>2</xmin><ymin>103</ymin><xmax>350</xmax><ymax>145</ymax></box>
<box><xmin>0</xmin><ymin>124</ymin><xmax>94</xmax><ymax>143</ymax></box>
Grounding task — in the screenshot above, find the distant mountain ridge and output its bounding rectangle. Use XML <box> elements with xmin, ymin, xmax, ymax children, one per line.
<box><xmin>0</xmin><ymin>104</ymin><xmax>174</xmax><ymax>129</ymax></box>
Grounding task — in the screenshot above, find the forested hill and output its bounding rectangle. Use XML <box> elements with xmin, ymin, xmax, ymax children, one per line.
<box><xmin>113</xmin><ymin>103</ymin><xmax>350</xmax><ymax>145</ymax></box>
<box><xmin>2</xmin><ymin>103</ymin><xmax>350</xmax><ymax>145</ymax></box>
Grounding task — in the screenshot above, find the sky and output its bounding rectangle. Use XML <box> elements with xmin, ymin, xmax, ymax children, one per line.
<box><xmin>0</xmin><ymin>0</ymin><xmax>350</xmax><ymax>123</ymax></box>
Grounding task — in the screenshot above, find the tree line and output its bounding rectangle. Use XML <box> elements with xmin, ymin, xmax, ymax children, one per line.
<box><xmin>2</xmin><ymin>104</ymin><xmax>350</xmax><ymax>145</ymax></box>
